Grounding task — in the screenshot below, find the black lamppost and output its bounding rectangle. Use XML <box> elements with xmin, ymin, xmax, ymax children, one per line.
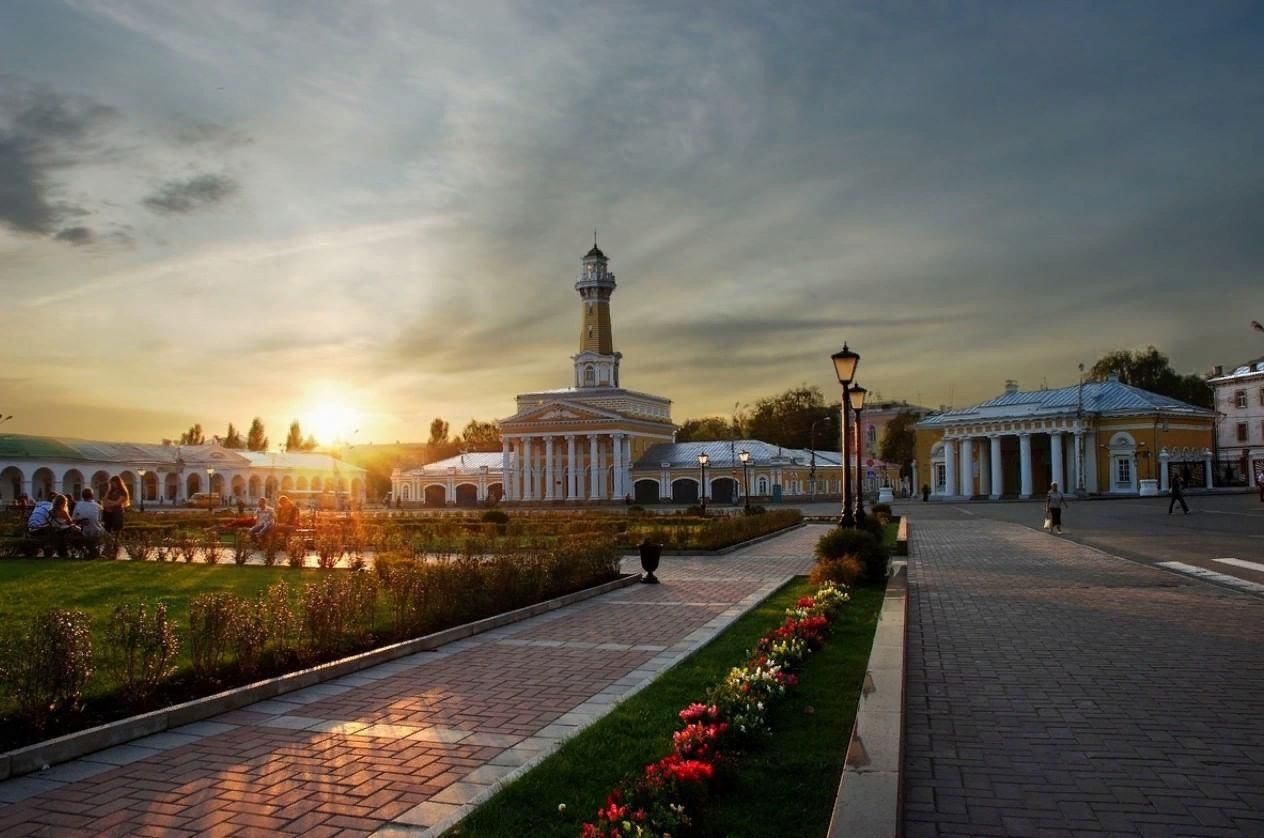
<box><xmin>851</xmin><ymin>383</ymin><xmax>869</xmax><ymax>527</ymax></box>
<box><xmin>831</xmin><ymin>343</ymin><xmax>860</xmax><ymax>528</ymax></box>
<box><xmin>206</xmin><ymin>467</ymin><xmax>216</xmax><ymax>518</ymax></box>
<box><xmin>738</xmin><ymin>450</ymin><xmax>751</xmax><ymax>514</ymax></box>
<box><xmin>808</xmin><ymin>416</ymin><xmax>831</xmax><ymax>501</ymax></box>
<box><xmin>137</xmin><ymin>468</ymin><xmax>147</xmax><ymax>512</ymax></box>
<box><xmin>697</xmin><ymin>452</ymin><xmax>709</xmax><ymax>515</ymax></box>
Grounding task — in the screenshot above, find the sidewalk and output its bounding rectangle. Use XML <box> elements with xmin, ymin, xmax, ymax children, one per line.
<box><xmin>0</xmin><ymin>526</ymin><xmax>821</xmax><ymax>837</ymax></box>
<box><xmin>903</xmin><ymin>519</ymin><xmax>1264</xmax><ymax>837</ymax></box>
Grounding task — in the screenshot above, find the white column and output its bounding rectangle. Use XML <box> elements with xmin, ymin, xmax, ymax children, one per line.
<box><xmin>943</xmin><ymin>438</ymin><xmax>958</xmax><ymax>497</ymax></box>
<box><xmin>1159</xmin><ymin>450</ymin><xmax>1170</xmax><ymax>492</ymax></box>
<box><xmin>623</xmin><ymin>436</ymin><xmax>634</xmax><ymax>500</ymax></box>
<box><xmin>589</xmin><ymin>434</ymin><xmax>601</xmax><ymax>500</ymax></box>
<box><xmin>522</xmin><ymin>437</ymin><xmax>534</xmax><ymax>501</ymax></box>
<box><xmin>1204</xmin><ymin>450</ymin><xmax>1214</xmax><ymax>488</ymax></box>
<box><xmin>609</xmin><ymin>433</ymin><xmax>621</xmax><ymax>499</ymax></box>
<box><xmin>501</xmin><ymin>439</ymin><xmax>513</xmax><ymax>501</ymax></box>
<box><xmin>1019</xmin><ymin>433</ymin><xmax>1033</xmax><ymax>499</ymax></box>
<box><xmin>959</xmin><ymin>437</ymin><xmax>974</xmax><ymax>498</ymax></box>
<box><xmin>1050</xmin><ymin>432</ymin><xmax>1065</xmax><ymax>490</ymax></box>
<box><xmin>566</xmin><ymin>435</ymin><xmax>577</xmax><ymax>500</ymax></box>
<box><xmin>1073</xmin><ymin>431</ymin><xmax>1085</xmax><ymax>493</ymax></box>
<box><xmin>911</xmin><ymin>461</ymin><xmax>919</xmax><ymax>498</ymax></box>
<box><xmin>545</xmin><ymin>436</ymin><xmax>556</xmax><ymax>500</ymax></box>
<box><xmin>1084</xmin><ymin>431</ymin><xmax>1099</xmax><ymax>493</ymax></box>
<box><xmin>1130</xmin><ymin>453</ymin><xmax>1139</xmax><ymax>494</ymax></box>
<box><xmin>989</xmin><ymin>436</ymin><xmax>1003</xmax><ymax>500</ymax></box>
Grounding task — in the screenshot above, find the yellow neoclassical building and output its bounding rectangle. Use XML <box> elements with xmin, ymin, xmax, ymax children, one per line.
<box><xmin>915</xmin><ymin>379</ymin><xmax>1215</xmax><ymax>499</ymax></box>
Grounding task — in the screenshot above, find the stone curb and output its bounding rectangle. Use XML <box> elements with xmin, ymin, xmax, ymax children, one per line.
<box><xmin>895</xmin><ymin>517</ymin><xmax>909</xmax><ymax>557</ymax></box>
<box><xmin>827</xmin><ymin>558</ymin><xmax>908</xmax><ymax>838</ymax></box>
<box><xmin>0</xmin><ymin>574</ymin><xmax>640</xmax><ymax>782</ymax></box>
<box><xmin>382</xmin><ymin>574</ymin><xmax>801</xmax><ymax>837</ymax></box>
<box><xmin>635</xmin><ymin>521</ymin><xmax>806</xmax><ymax>557</ymax></box>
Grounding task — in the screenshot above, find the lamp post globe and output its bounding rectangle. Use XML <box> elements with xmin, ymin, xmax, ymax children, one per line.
<box><xmin>738</xmin><ymin>450</ymin><xmax>751</xmax><ymax>514</ymax></box>
<box><xmin>849</xmin><ymin>383</ymin><xmax>869</xmax><ymax>527</ymax></box>
<box><xmin>831</xmin><ymin>343</ymin><xmax>860</xmax><ymax>528</ymax></box>
<box><xmin>697</xmin><ymin>452</ymin><xmax>709</xmax><ymax>514</ymax></box>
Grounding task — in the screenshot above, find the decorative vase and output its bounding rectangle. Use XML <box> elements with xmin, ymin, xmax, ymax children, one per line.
<box><xmin>639</xmin><ymin>540</ymin><xmax>662</xmax><ymax>584</ymax></box>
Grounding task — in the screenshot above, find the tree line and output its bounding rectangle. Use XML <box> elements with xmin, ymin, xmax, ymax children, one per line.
<box><xmin>174</xmin><ymin>418</ymin><xmax>318</xmax><ymax>452</ymax></box>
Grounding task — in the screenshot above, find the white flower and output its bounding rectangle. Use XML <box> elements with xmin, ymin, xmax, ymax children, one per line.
<box><xmin>558</xmin><ymin>803</ymin><xmax>567</xmax><ymax>813</ymax></box>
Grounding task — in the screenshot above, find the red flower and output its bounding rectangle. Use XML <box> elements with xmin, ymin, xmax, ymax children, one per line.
<box><xmin>797</xmin><ymin>596</ymin><xmax>817</xmax><ymax>608</ymax></box>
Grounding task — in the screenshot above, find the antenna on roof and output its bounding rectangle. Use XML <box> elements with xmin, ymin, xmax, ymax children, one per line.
<box><xmin>594</xmin><ymin>229</ymin><xmax>598</xmax><ymax>248</ymax></box>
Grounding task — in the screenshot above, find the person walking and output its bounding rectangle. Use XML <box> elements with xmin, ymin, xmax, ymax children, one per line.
<box><xmin>1169</xmin><ymin>473</ymin><xmax>1190</xmax><ymax>515</ymax></box>
<box><xmin>1045</xmin><ymin>481</ymin><xmax>1068</xmax><ymax>534</ymax></box>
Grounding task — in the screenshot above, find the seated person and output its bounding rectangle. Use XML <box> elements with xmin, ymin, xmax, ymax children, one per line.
<box><xmin>73</xmin><ymin>488</ymin><xmax>106</xmax><ymax>551</ymax></box>
<box><xmin>47</xmin><ymin>494</ymin><xmax>83</xmax><ymax>557</ymax></box>
<box><xmin>275</xmin><ymin>495</ymin><xmax>300</xmax><ymax>533</ymax></box>
<box><xmin>249</xmin><ymin>497</ymin><xmax>275</xmax><ymax>539</ymax></box>
<box><xmin>27</xmin><ymin>495</ymin><xmax>54</xmax><ymax>534</ymax></box>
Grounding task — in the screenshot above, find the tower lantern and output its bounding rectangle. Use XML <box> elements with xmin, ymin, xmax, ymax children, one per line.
<box><xmin>573</xmin><ymin>234</ymin><xmax>622</xmax><ymax>388</ymax></box>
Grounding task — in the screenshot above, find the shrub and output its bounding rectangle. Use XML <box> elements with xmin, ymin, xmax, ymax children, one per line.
<box><xmin>122</xmin><ymin>530</ymin><xmax>153</xmax><ymax>562</ymax></box>
<box><xmin>745</xmin><ymin>505</ymin><xmax>768</xmax><ymax>516</ymax></box>
<box><xmin>0</xmin><ymin>609</ymin><xmax>94</xmax><ymax>728</ymax></box>
<box><xmin>230</xmin><ymin>532</ymin><xmax>251</xmax><ymax>566</ymax></box>
<box><xmin>869</xmin><ymin>502</ymin><xmax>892</xmax><ymax>520</ymax></box>
<box><xmin>103</xmin><ymin>601</ymin><xmax>179</xmax><ymax>703</ymax></box>
<box><xmin>189</xmin><ymin>592</ymin><xmax>238</xmax><ymax>680</ymax></box>
<box><xmin>481</xmin><ymin>509</ymin><xmax>509</xmax><ymax>524</ymax></box>
<box><xmin>815</xmin><ymin>527</ymin><xmax>888</xmax><ymax>582</ymax></box>
<box><xmin>686</xmin><ymin>504</ymin><xmax>707</xmax><ymax>516</ymax></box>
<box><xmin>230</xmin><ymin>597</ymin><xmax>269</xmax><ymax>677</ymax></box>
<box><xmin>628</xmin><ymin>505</ymin><xmax>646</xmax><ymax>515</ymax></box>
<box><xmin>200</xmin><ymin>530</ymin><xmax>223</xmax><ymax>565</ymax></box>
<box><xmin>810</xmin><ymin>556</ymin><xmax>863</xmax><ymax>588</ymax></box>
<box><xmin>300</xmin><ymin>572</ymin><xmax>378</xmax><ymax>658</ymax></box>
<box><xmin>177</xmin><ymin>532</ymin><xmax>199</xmax><ymax>564</ymax></box>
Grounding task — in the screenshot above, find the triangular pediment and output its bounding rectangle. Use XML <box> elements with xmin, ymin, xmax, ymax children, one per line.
<box><xmin>500</xmin><ymin>400</ymin><xmax>629</xmax><ymax>426</ymax></box>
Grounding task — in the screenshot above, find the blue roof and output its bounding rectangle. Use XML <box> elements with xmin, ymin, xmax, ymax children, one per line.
<box><xmin>919</xmin><ymin>380</ymin><xmax>1213</xmax><ymax>427</ymax></box>
<box><xmin>634</xmin><ymin>440</ymin><xmax>840</xmax><ymax>469</ymax></box>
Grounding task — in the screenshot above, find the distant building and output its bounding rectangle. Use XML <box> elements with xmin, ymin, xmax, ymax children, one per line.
<box><xmin>915</xmin><ymin>378</ymin><xmax>1215</xmax><ymax>498</ymax></box>
<box><xmin>1208</xmin><ymin>357</ymin><xmax>1264</xmax><ymax>487</ymax></box>
<box><xmin>0</xmin><ymin>436</ymin><xmax>366</xmax><ymax>506</ymax></box>
<box><xmin>856</xmin><ymin>400</ymin><xmax>932</xmax><ymax>496</ymax></box>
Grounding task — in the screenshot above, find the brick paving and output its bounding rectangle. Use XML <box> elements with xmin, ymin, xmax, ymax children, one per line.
<box><xmin>0</xmin><ymin>525</ymin><xmax>820</xmax><ymax>837</ymax></box>
<box><xmin>903</xmin><ymin>520</ymin><xmax>1264</xmax><ymax>838</ymax></box>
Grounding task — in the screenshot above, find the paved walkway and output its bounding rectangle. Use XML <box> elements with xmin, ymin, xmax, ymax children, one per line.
<box><xmin>903</xmin><ymin>519</ymin><xmax>1264</xmax><ymax>837</ymax></box>
<box><xmin>0</xmin><ymin>526</ymin><xmax>820</xmax><ymax>837</ymax></box>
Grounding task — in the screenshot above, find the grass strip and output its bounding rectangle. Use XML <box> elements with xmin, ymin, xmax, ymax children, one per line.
<box><xmin>448</xmin><ymin>577</ymin><xmax>884</xmax><ymax>837</ymax></box>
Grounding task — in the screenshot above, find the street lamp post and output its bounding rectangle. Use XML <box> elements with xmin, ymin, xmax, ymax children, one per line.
<box><xmin>206</xmin><ymin>467</ymin><xmax>215</xmax><ymax>518</ymax></box>
<box><xmin>697</xmin><ymin>452</ymin><xmax>709</xmax><ymax>515</ymax></box>
<box><xmin>850</xmin><ymin>384</ymin><xmax>869</xmax><ymax>527</ymax></box>
<box><xmin>808</xmin><ymin>416</ymin><xmax>831</xmax><ymax>501</ymax></box>
<box><xmin>137</xmin><ymin>469</ymin><xmax>147</xmax><ymax>513</ymax></box>
<box><xmin>738</xmin><ymin>450</ymin><xmax>751</xmax><ymax>514</ymax></box>
<box><xmin>831</xmin><ymin>343</ymin><xmax>860</xmax><ymax>528</ymax></box>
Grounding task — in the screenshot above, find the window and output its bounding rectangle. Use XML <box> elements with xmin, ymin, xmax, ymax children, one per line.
<box><xmin>935</xmin><ymin>463</ymin><xmax>946</xmax><ymax>490</ymax></box>
<box><xmin>758</xmin><ymin>476</ymin><xmax>768</xmax><ymax>494</ymax></box>
<box><xmin>1116</xmin><ymin>458</ymin><xmax>1131</xmax><ymax>484</ymax></box>
<box><xmin>1235</xmin><ymin>390</ymin><xmax>1247</xmax><ymax>408</ymax></box>
<box><xmin>1239</xmin><ymin>423</ymin><xmax>1250</xmax><ymax>442</ymax></box>
<box><xmin>867</xmin><ymin>427</ymin><xmax>877</xmax><ymax>446</ymax></box>
<box><xmin>584</xmin><ymin>366</ymin><xmax>595</xmax><ymax>387</ymax></box>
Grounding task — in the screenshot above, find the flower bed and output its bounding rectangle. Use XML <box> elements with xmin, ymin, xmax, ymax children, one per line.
<box><xmin>581</xmin><ymin>583</ymin><xmax>850</xmax><ymax>836</ymax></box>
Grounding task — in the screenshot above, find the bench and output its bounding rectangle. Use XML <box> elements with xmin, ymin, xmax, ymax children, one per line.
<box><xmin>895</xmin><ymin>516</ymin><xmax>909</xmax><ymax>557</ymax></box>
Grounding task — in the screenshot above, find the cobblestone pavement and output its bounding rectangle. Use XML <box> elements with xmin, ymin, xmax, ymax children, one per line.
<box><xmin>0</xmin><ymin>525</ymin><xmax>820</xmax><ymax>837</ymax></box>
<box><xmin>903</xmin><ymin>519</ymin><xmax>1264</xmax><ymax>838</ymax></box>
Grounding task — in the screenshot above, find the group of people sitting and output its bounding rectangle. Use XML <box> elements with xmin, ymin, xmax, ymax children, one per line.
<box><xmin>245</xmin><ymin>494</ymin><xmax>301</xmax><ymax>541</ymax></box>
<box><xmin>25</xmin><ymin>476</ymin><xmax>131</xmax><ymax>557</ymax></box>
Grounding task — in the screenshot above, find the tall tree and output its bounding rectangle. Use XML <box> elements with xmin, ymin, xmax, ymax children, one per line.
<box><xmin>222</xmin><ymin>423</ymin><xmax>244</xmax><ymax>449</ymax></box>
<box><xmin>178</xmin><ymin>423</ymin><xmax>205</xmax><ymax>445</ymax></box>
<box><xmin>428</xmin><ymin>418</ymin><xmax>450</xmax><ymax>446</ymax></box>
<box><xmin>246</xmin><ymin>417</ymin><xmax>268</xmax><ymax>452</ymax></box>
<box><xmin>675</xmin><ymin>416</ymin><xmax>738</xmax><ymax>442</ymax></box>
<box><xmin>301</xmin><ymin>434</ymin><xmax>319</xmax><ymax>451</ymax></box>
<box><xmin>457</xmin><ymin>419</ymin><xmax>501</xmax><ymax>451</ymax></box>
<box><xmin>878</xmin><ymin>412</ymin><xmax>918</xmax><ymax>468</ymax></box>
<box><xmin>284</xmin><ymin>420</ymin><xmax>304</xmax><ymax>452</ymax></box>
<box><xmin>1089</xmin><ymin>346</ymin><xmax>1212</xmax><ymax>408</ymax></box>
<box><xmin>743</xmin><ymin>385</ymin><xmax>839</xmax><ymax>451</ymax></box>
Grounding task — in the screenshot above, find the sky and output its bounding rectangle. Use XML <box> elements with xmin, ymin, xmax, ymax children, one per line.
<box><xmin>2</xmin><ymin>1</ymin><xmax>1263</xmax><ymax>446</ymax></box>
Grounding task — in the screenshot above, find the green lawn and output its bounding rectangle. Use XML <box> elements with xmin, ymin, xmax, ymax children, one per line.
<box><xmin>448</xmin><ymin>577</ymin><xmax>884</xmax><ymax>837</ymax></box>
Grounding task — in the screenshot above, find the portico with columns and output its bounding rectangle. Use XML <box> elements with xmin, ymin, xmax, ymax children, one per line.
<box><xmin>916</xmin><ymin>378</ymin><xmax>1214</xmax><ymax>499</ymax></box>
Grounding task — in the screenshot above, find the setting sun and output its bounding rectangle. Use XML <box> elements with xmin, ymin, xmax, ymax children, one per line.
<box><xmin>303</xmin><ymin>401</ymin><xmax>361</xmax><ymax>446</ymax></box>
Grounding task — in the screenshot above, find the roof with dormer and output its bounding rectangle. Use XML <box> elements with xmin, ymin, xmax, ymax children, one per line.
<box><xmin>917</xmin><ymin>380</ymin><xmax>1213</xmax><ymax>427</ymax></box>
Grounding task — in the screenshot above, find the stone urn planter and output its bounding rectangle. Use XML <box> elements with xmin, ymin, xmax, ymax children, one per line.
<box><xmin>878</xmin><ymin>486</ymin><xmax>895</xmax><ymax>504</ymax></box>
<box><xmin>638</xmin><ymin>539</ymin><xmax>663</xmax><ymax>584</ymax></box>
<box><xmin>1139</xmin><ymin>479</ymin><xmax>1159</xmax><ymax>497</ymax></box>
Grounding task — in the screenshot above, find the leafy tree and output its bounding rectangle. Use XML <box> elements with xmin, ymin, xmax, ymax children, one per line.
<box><xmin>178</xmin><ymin>424</ymin><xmax>205</xmax><ymax>445</ymax></box>
<box><xmin>675</xmin><ymin>416</ymin><xmax>739</xmax><ymax>442</ymax></box>
<box><xmin>428</xmin><ymin>418</ymin><xmax>450</xmax><ymax>446</ymax></box>
<box><xmin>878</xmin><ymin>411</ymin><xmax>918</xmax><ymax>469</ymax></box>
<box><xmin>301</xmin><ymin>434</ymin><xmax>318</xmax><ymax>451</ymax></box>
<box><xmin>222</xmin><ymin>423</ymin><xmax>244</xmax><ymax>449</ymax></box>
<box><xmin>246</xmin><ymin>417</ymin><xmax>268</xmax><ymax>452</ymax></box>
<box><xmin>743</xmin><ymin>386</ymin><xmax>839</xmax><ymax>451</ymax></box>
<box><xmin>1089</xmin><ymin>346</ymin><xmax>1212</xmax><ymax>408</ymax></box>
<box><xmin>456</xmin><ymin>419</ymin><xmax>501</xmax><ymax>451</ymax></box>
<box><xmin>284</xmin><ymin>421</ymin><xmax>304</xmax><ymax>452</ymax></box>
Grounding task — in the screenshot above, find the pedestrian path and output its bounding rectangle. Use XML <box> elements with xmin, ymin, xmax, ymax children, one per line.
<box><xmin>0</xmin><ymin>525</ymin><xmax>821</xmax><ymax>837</ymax></box>
<box><xmin>903</xmin><ymin>520</ymin><xmax>1264</xmax><ymax>837</ymax></box>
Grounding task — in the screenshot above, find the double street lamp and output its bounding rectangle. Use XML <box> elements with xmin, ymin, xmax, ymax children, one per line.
<box><xmin>137</xmin><ymin>468</ymin><xmax>147</xmax><ymax>512</ymax></box>
<box><xmin>851</xmin><ymin>384</ymin><xmax>869</xmax><ymax>527</ymax></box>
<box><xmin>738</xmin><ymin>450</ymin><xmax>751</xmax><ymax>514</ymax></box>
<box><xmin>697</xmin><ymin>452</ymin><xmax>709</xmax><ymax>514</ymax></box>
<box><xmin>831</xmin><ymin>343</ymin><xmax>860</xmax><ymax>528</ymax></box>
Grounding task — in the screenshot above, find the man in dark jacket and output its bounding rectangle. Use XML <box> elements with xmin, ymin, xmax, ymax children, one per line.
<box><xmin>1168</xmin><ymin>474</ymin><xmax>1190</xmax><ymax>515</ymax></box>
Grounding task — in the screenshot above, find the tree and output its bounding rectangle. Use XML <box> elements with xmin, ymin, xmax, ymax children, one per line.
<box><xmin>428</xmin><ymin>418</ymin><xmax>450</xmax><ymax>446</ymax></box>
<box><xmin>675</xmin><ymin>417</ymin><xmax>739</xmax><ymax>442</ymax></box>
<box><xmin>1089</xmin><ymin>346</ymin><xmax>1212</xmax><ymax>408</ymax></box>
<box><xmin>743</xmin><ymin>386</ymin><xmax>839</xmax><ymax>451</ymax></box>
<box><xmin>178</xmin><ymin>424</ymin><xmax>205</xmax><ymax>445</ymax></box>
<box><xmin>878</xmin><ymin>411</ymin><xmax>918</xmax><ymax>470</ymax></box>
<box><xmin>222</xmin><ymin>423</ymin><xmax>244</xmax><ymax>449</ymax></box>
<box><xmin>456</xmin><ymin>419</ymin><xmax>501</xmax><ymax>451</ymax></box>
<box><xmin>284</xmin><ymin>420</ymin><xmax>304</xmax><ymax>452</ymax></box>
<box><xmin>301</xmin><ymin>434</ymin><xmax>318</xmax><ymax>451</ymax></box>
<box><xmin>247</xmin><ymin>417</ymin><xmax>268</xmax><ymax>452</ymax></box>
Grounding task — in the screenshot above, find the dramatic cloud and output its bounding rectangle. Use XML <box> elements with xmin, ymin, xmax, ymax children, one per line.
<box><xmin>142</xmin><ymin>173</ymin><xmax>239</xmax><ymax>215</ymax></box>
<box><xmin>53</xmin><ymin>226</ymin><xmax>93</xmax><ymax>245</ymax></box>
<box><xmin>0</xmin><ymin>74</ymin><xmax>117</xmax><ymax>239</ymax></box>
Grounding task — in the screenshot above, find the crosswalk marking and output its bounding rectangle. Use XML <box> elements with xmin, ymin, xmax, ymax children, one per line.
<box><xmin>1214</xmin><ymin>557</ymin><xmax>1264</xmax><ymax>574</ymax></box>
<box><xmin>1157</xmin><ymin>561</ymin><xmax>1264</xmax><ymax>594</ymax></box>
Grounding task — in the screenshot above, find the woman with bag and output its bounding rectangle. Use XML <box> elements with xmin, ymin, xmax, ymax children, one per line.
<box><xmin>1045</xmin><ymin>481</ymin><xmax>1067</xmax><ymax>535</ymax></box>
